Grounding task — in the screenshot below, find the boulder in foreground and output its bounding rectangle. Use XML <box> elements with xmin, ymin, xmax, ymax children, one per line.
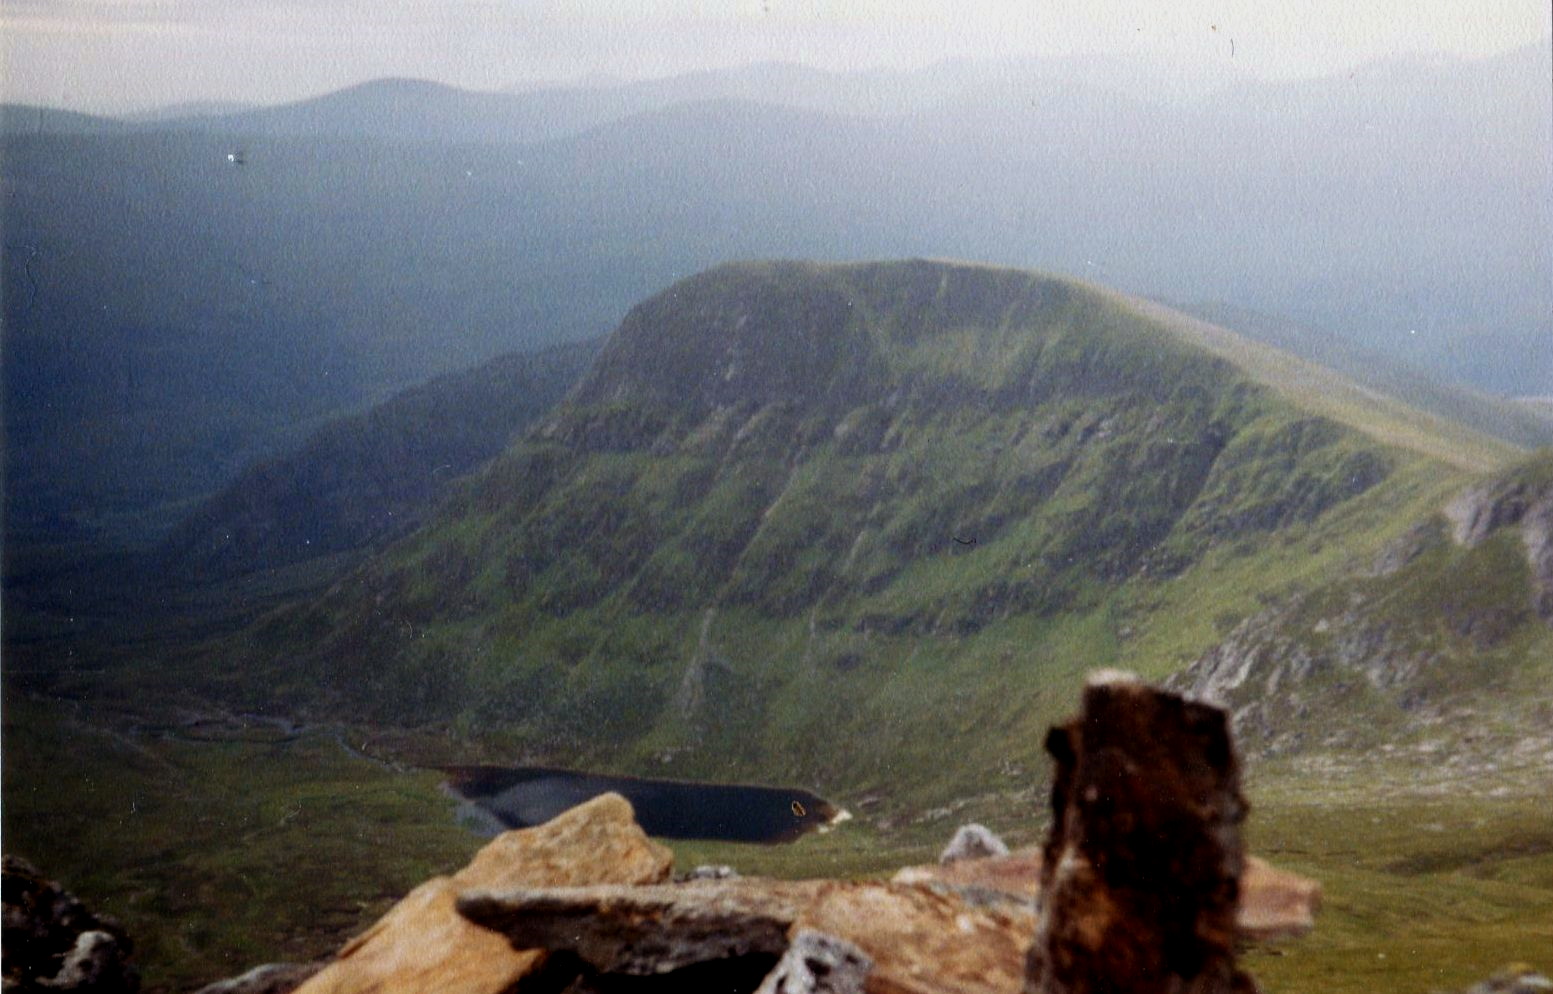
<box><xmin>1024</xmin><ymin>671</ymin><xmax>1255</xmax><ymax>994</ymax></box>
<box><xmin>291</xmin><ymin>792</ymin><xmax>672</xmax><ymax>994</ymax></box>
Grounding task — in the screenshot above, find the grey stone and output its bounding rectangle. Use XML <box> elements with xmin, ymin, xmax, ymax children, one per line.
<box><xmin>42</xmin><ymin>933</ymin><xmax>128</xmax><ymax>992</ymax></box>
<box><xmin>681</xmin><ymin>864</ymin><xmax>740</xmax><ymax>881</ymax></box>
<box><xmin>940</xmin><ymin>823</ymin><xmax>1010</xmax><ymax>864</ymax></box>
<box><xmin>190</xmin><ymin>963</ymin><xmax>325</xmax><ymax>994</ymax></box>
<box><xmin>2</xmin><ymin>856</ymin><xmax>138</xmax><ymax>994</ymax></box>
<box><xmin>754</xmin><ymin>929</ymin><xmax>871</xmax><ymax>994</ymax></box>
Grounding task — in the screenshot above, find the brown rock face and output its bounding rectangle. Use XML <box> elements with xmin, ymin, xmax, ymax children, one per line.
<box><xmin>292</xmin><ymin>792</ymin><xmax>672</xmax><ymax>994</ymax></box>
<box><xmin>457</xmin><ymin>879</ymin><xmax>820</xmax><ymax>976</ymax></box>
<box><xmin>796</xmin><ymin>882</ymin><xmax>1033</xmax><ymax>994</ymax></box>
<box><xmin>1024</xmin><ymin>674</ymin><xmax>1256</xmax><ymax>994</ymax></box>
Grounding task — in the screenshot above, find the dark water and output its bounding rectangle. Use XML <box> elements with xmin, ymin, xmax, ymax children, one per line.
<box><xmin>441</xmin><ymin>765</ymin><xmax>847</xmax><ymax>844</ymax></box>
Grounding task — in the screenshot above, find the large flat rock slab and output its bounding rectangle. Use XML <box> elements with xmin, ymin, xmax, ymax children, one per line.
<box><xmin>457</xmin><ymin>879</ymin><xmax>825</xmax><ymax>974</ymax></box>
<box><xmin>458</xmin><ymin>877</ymin><xmax>1036</xmax><ymax>994</ymax></box>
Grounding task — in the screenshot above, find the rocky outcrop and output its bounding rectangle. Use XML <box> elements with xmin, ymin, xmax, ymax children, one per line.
<box><xmin>1445</xmin><ymin>463</ymin><xmax>1553</xmax><ymax>622</ymax></box>
<box><xmin>1521</xmin><ymin>497</ymin><xmax>1553</xmax><ymax>620</ymax></box>
<box><xmin>457</xmin><ymin>880</ymin><xmax>816</xmax><ymax>977</ymax></box>
<box><xmin>290</xmin><ymin>793</ymin><xmax>672</xmax><ymax>994</ymax></box>
<box><xmin>1024</xmin><ymin>672</ymin><xmax>1254</xmax><ymax>994</ymax></box>
<box><xmin>2</xmin><ymin>855</ymin><xmax>139</xmax><ymax>993</ymax></box>
<box><xmin>1171</xmin><ymin>456</ymin><xmax>1553</xmax><ymax>763</ymax></box>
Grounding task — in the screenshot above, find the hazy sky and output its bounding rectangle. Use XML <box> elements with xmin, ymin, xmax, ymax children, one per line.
<box><xmin>3</xmin><ymin>0</ymin><xmax>1550</xmax><ymax>113</ymax></box>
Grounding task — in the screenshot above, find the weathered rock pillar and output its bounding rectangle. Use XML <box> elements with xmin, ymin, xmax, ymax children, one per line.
<box><xmin>1024</xmin><ymin>671</ymin><xmax>1257</xmax><ymax>994</ymax></box>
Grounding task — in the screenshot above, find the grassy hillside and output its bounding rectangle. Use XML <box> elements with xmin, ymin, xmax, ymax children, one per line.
<box><xmin>8</xmin><ymin>259</ymin><xmax>1550</xmax><ymax>992</ymax></box>
<box><xmin>155</xmin><ymin>338</ymin><xmax>601</xmax><ymax>582</ymax></box>
<box><xmin>220</xmin><ymin>260</ymin><xmax>1539</xmax><ymax>813</ymax></box>
<box><xmin>1</xmin><ymin>338</ymin><xmax>599</xmax><ymax>666</ymax></box>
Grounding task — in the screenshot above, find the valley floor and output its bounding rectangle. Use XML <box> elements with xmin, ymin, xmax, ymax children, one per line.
<box><xmin>3</xmin><ymin>691</ymin><xmax>1549</xmax><ymax>994</ymax></box>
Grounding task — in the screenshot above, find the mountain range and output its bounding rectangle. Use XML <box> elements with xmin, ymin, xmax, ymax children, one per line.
<box><xmin>4</xmin><ymin>45</ymin><xmax>1548</xmax><ymax>556</ymax></box>
<box><xmin>4</xmin><ymin>255</ymin><xmax>1549</xmax><ymax>992</ymax></box>
<box><xmin>204</xmin><ymin>259</ymin><xmax>1551</xmax><ymax>808</ymax></box>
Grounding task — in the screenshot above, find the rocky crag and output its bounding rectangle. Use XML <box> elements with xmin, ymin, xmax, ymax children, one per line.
<box><xmin>1172</xmin><ymin>452</ymin><xmax>1553</xmax><ymax>770</ymax></box>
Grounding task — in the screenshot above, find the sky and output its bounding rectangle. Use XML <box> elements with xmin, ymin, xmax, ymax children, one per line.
<box><xmin>2</xmin><ymin>0</ymin><xmax>1550</xmax><ymax>114</ymax></box>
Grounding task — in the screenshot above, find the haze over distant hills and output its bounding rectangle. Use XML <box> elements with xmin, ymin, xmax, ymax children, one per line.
<box><xmin>3</xmin><ymin>44</ymin><xmax>1548</xmax><ymax>551</ymax></box>
<box><xmin>5</xmin><ymin>56</ymin><xmax>1256</xmax><ymax>144</ymax></box>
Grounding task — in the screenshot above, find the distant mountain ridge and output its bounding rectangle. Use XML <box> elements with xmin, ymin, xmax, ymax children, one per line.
<box><xmin>4</xmin><ymin>43</ymin><xmax>1547</xmax><ymax>556</ymax></box>
<box><xmin>1172</xmin><ymin>301</ymin><xmax>1553</xmax><ymax>451</ymax></box>
<box><xmin>4</xmin><ymin>54</ymin><xmax>1252</xmax><ymax>144</ymax></box>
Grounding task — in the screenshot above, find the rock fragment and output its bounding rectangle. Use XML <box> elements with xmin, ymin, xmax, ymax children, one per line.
<box><xmin>456</xmin><ymin>880</ymin><xmax>820</xmax><ymax>974</ymax></box>
<box><xmin>1023</xmin><ymin>676</ymin><xmax>1256</xmax><ymax>994</ymax></box>
<box><xmin>1456</xmin><ymin>965</ymin><xmax>1553</xmax><ymax>994</ymax></box>
<box><xmin>1234</xmin><ymin>857</ymin><xmax>1320</xmax><ymax>943</ymax></box>
<box><xmin>682</xmin><ymin>864</ymin><xmax>741</xmax><ymax>881</ymax></box>
<box><xmin>190</xmin><ymin>962</ymin><xmax>325</xmax><ymax>994</ymax></box>
<box><xmin>753</xmin><ymin>929</ymin><xmax>871</xmax><ymax>994</ymax></box>
<box><xmin>460</xmin><ymin>877</ymin><xmax>1033</xmax><ymax>994</ymax></box>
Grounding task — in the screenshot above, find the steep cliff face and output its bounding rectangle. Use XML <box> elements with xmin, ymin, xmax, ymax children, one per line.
<box><xmin>230</xmin><ymin>260</ymin><xmax>1515</xmax><ymax>796</ymax></box>
<box><xmin>1445</xmin><ymin>459</ymin><xmax>1553</xmax><ymax>620</ymax></box>
<box><xmin>1172</xmin><ymin>453</ymin><xmax>1553</xmax><ymax>766</ymax></box>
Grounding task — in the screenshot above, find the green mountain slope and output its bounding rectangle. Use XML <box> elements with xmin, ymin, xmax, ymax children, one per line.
<box><xmin>156</xmin><ymin>338</ymin><xmax>601</xmax><ymax>582</ymax></box>
<box><xmin>232</xmin><ymin>260</ymin><xmax>1541</xmax><ymax>807</ymax></box>
<box><xmin>6</xmin><ymin>45</ymin><xmax>1547</xmax><ymax>549</ymax></box>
